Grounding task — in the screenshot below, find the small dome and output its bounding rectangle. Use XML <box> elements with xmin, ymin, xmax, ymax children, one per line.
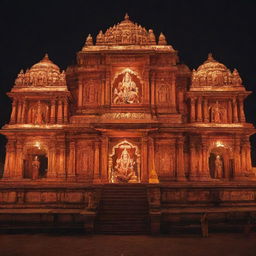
<box><xmin>191</xmin><ymin>53</ymin><xmax>243</xmax><ymax>90</ymax></box>
<box><xmin>13</xmin><ymin>54</ymin><xmax>67</xmax><ymax>91</ymax></box>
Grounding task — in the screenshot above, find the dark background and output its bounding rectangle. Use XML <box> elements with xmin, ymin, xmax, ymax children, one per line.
<box><xmin>0</xmin><ymin>0</ymin><xmax>256</xmax><ymax>165</ymax></box>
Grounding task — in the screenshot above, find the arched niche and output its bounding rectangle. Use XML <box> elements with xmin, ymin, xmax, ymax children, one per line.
<box><xmin>27</xmin><ymin>101</ymin><xmax>50</xmax><ymax>124</ymax></box>
<box><xmin>208</xmin><ymin>146</ymin><xmax>233</xmax><ymax>180</ymax></box>
<box><xmin>23</xmin><ymin>145</ymin><xmax>48</xmax><ymax>179</ymax></box>
<box><xmin>112</xmin><ymin>69</ymin><xmax>142</xmax><ymax>104</ymax></box>
<box><xmin>109</xmin><ymin>140</ymin><xmax>140</xmax><ymax>183</ymax></box>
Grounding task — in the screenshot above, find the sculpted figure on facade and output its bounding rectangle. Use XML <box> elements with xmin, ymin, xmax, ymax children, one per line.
<box><xmin>210</xmin><ymin>102</ymin><xmax>225</xmax><ymax>123</ymax></box>
<box><xmin>29</xmin><ymin>101</ymin><xmax>48</xmax><ymax>125</ymax></box>
<box><xmin>214</xmin><ymin>155</ymin><xmax>223</xmax><ymax>179</ymax></box>
<box><xmin>114</xmin><ymin>148</ymin><xmax>136</xmax><ymax>183</ymax></box>
<box><xmin>32</xmin><ymin>156</ymin><xmax>40</xmax><ymax>180</ymax></box>
<box><xmin>113</xmin><ymin>72</ymin><xmax>139</xmax><ymax>104</ymax></box>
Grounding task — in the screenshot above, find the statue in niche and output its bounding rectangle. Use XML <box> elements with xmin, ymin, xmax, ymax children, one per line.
<box><xmin>214</xmin><ymin>155</ymin><xmax>223</xmax><ymax>179</ymax></box>
<box><xmin>113</xmin><ymin>72</ymin><xmax>139</xmax><ymax>104</ymax></box>
<box><xmin>114</xmin><ymin>148</ymin><xmax>137</xmax><ymax>183</ymax></box>
<box><xmin>210</xmin><ymin>102</ymin><xmax>224</xmax><ymax>123</ymax></box>
<box><xmin>158</xmin><ymin>84</ymin><xmax>168</xmax><ymax>103</ymax></box>
<box><xmin>32</xmin><ymin>155</ymin><xmax>40</xmax><ymax>180</ymax></box>
<box><xmin>29</xmin><ymin>101</ymin><xmax>48</xmax><ymax>125</ymax></box>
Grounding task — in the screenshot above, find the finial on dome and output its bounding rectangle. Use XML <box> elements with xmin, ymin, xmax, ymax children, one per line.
<box><xmin>124</xmin><ymin>13</ymin><xmax>129</xmax><ymax>20</ymax></box>
<box><xmin>158</xmin><ymin>33</ymin><xmax>167</xmax><ymax>45</ymax></box>
<box><xmin>85</xmin><ymin>34</ymin><xmax>93</xmax><ymax>46</ymax></box>
<box><xmin>42</xmin><ymin>53</ymin><xmax>49</xmax><ymax>61</ymax></box>
<box><xmin>207</xmin><ymin>53</ymin><xmax>215</xmax><ymax>61</ymax></box>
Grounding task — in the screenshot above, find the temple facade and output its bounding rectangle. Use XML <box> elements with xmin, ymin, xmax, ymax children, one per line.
<box><xmin>1</xmin><ymin>14</ymin><xmax>255</xmax><ymax>184</ymax></box>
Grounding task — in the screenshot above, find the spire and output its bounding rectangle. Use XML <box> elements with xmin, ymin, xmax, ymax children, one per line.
<box><xmin>148</xmin><ymin>29</ymin><xmax>156</xmax><ymax>45</ymax></box>
<box><xmin>158</xmin><ymin>32</ymin><xmax>167</xmax><ymax>45</ymax></box>
<box><xmin>207</xmin><ymin>53</ymin><xmax>214</xmax><ymax>61</ymax></box>
<box><xmin>124</xmin><ymin>13</ymin><xmax>129</xmax><ymax>20</ymax></box>
<box><xmin>42</xmin><ymin>53</ymin><xmax>49</xmax><ymax>61</ymax></box>
<box><xmin>85</xmin><ymin>34</ymin><xmax>93</xmax><ymax>46</ymax></box>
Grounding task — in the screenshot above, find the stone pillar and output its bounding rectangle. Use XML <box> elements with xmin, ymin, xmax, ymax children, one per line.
<box><xmin>67</xmin><ymin>140</ymin><xmax>76</xmax><ymax>181</ymax></box>
<box><xmin>176</xmin><ymin>137</ymin><xmax>186</xmax><ymax>181</ymax></box>
<box><xmin>234</xmin><ymin>138</ymin><xmax>242</xmax><ymax>179</ymax></box>
<box><xmin>50</xmin><ymin>99</ymin><xmax>56</xmax><ymax>124</ymax></box>
<box><xmin>203</xmin><ymin>98</ymin><xmax>209</xmax><ymax>122</ymax></box>
<box><xmin>190</xmin><ymin>98</ymin><xmax>196</xmax><ymax>122</ymax></box>
<box><xmin>93</xmin><ymin>141</ymin><xmax>101</xmax><ymax>184</ymax></box>
<box><xmin>141</xmin><ymin>136</ymin><xmax>149</xmax><ymax>183</ymax></box>
<box><xmin>245</xmin><ymin>140</ymin><xmax>253</xmax><ymax>174</ymax></box>
<box><xmin>15</xmin><ymin>140</ymin><xmax>24</xmax><ymax>179</ymax></box>
<box><xmin>58</xmin><ymin>141</ymin><xmax>66</xmax><ymax>179</ymax></box>
<box><xmin>3</xmin><ymin>140</ymin><xmax>16</xmax><ymax>179</ymax></box>
<box><xmin>10</xmin><ymin>99</ymin><xmax>17</xmax><ymax>124</ymax></box>
<box><xmin>78</xmin><ymin>81</ymin><xmax>83</xmax><ymax>107</ymax></box>
<box><xmin>201</xmin><ymin>141</ymin><xmax>210</xmax><ymax>180</ymax></box>
<box><xmin>197</xmin><ymin>97</ymin><xmax>202</xmax><ymax>122</ymax></box>
<box><xmin>170</xmin><ymin>79</ymin><xmax>176</xmax><ymax>112</ymax></box>
<box><xmin>57</xmin><ymin>100</ymin><xmax>63</xmax><ymax>124</ymax></box>
<box><xmin>101</xmin><ymin>136</ymin><xmax>109</xmax><ymax>183</ymax></box>
<box><xmin>21</xmin><ymin>100</ymin><xmax>27</xmax><ymax>123</ymax></box>
<box><xmin>64</xmin><ymin>101</ymin><xmax>68</xmax><ymax>124</ymax></box>
<box><xmin>17</xmin><ymin>100</ymin><xmax>23</xmax><ymax>124</ymax></box>
<box><xmin>189</xmin><ymin>142</ymin><xmax>197</xmax><ymax>180</ymax></box>
<box><xmin>227</xmin><ymin>100</ymin><xmax>232</xmax><ymax>123</ymax></box>
<box><xmin>232</xmin><ymin>98</ymin><xmax>239</xmax><ymax>123</ymax></box>
<box><xmin>47</xmin><ymin>143</ymin><xmax>57</xmax><ymax>179</ymax></box>
<box><xmin>238</xmin><ymin>98</ymin><xmax>246</xmax><ymax>122</ymax></box>
<box><xmin>241</xmin><ymin>142</ymin><xmax>247</xmax><ymax>172</ymax></box>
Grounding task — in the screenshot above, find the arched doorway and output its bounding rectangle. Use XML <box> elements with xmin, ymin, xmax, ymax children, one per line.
<box><xmin>23</xmin><ymin>147</ymin><xmax>48</xmax><ymax>179</ymax></box>
<box><xmin>109</xmin><ymin>140</ymin><xmax>141</xmax><ymax>183</ymax></box>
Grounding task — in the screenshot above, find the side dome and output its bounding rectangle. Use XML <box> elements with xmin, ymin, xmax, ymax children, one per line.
<box><xmin>13</xmin><ymin>54</ymin><xmax>67</xmax><ymax>91</ymax></box>
<box><xmin>191</xmin><ymin>53</ymin><xmax>244</xmax><ymax>91</ymax></box>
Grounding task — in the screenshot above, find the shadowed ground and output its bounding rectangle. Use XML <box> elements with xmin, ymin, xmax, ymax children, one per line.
<box><xmin>0</xmin><ymin>233</ymin><xmax>255</xmax><ymax>256</ymax></box>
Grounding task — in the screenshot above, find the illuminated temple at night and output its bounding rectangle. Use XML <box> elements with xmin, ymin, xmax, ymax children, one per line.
<box><xmin>0</xmin><ymin>14</ymin><xmax>256</xmax><ymax>235</ymax></box>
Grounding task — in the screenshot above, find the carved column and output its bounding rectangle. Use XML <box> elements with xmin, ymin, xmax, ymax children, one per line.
<box><xmin>10</xmin><ymin>99</ymin><xmax>17</xmax><ymax>124</ymax></box>
<box><xmin>176</xmin><ymin>137</ymin><xmax>186</xmax><ymax>181</ymax></box>
<box><xmin>21</xmin><ymin>100</ymin><xmax>27</xmax><ymax>123</ymax></box>
<box><xmin>241</xmin><ymin>142</ymin><xmax>247</xmax><ymax>172</ymax></box>
<box><xmin>245</xmin><ymin>139</ymin><xmax>252</xmax><ymax>173</ymax></box>
<box><xmin>189</xmin><ymin>142</ymin><xmax>197</xmax><ymax>180</ymax></box>
<box><xmin>93</xmin><ymin>140</ymin><xmax>101</xmax><ymax>184</ymax></box>
<box><xmin>238</xmin><ymin>98</ymin><xmax>246</xmax><ymax>123</ymax></box>
<box><xmin>57</xmin><ymin>100</ymin><xmax>63</xmax><ymax>124</ymax></box>
<box><xmin>141</xmin><ymin>136</ymin><xmax>149</xmax><ymax>183</ymax></box>
<box><xmin>197</xmin><ymin>97</ymin><xmax>202</xmax><ymax>122</ymax></box>
<box><xmin>64</xmin><ymin>100</ymin><xmax>68</xmax><ymax>124</ymax></box>
<box><xmin>201</xmin><ymin>141</ymin><xmax>210</xmax><ymax>180</ymax></box>
<box><xmin>232</xmin><ymin>98</ymin><xmax>238</xmax><ymax>123</ymax></box>
<box><xmin>170</xmin><ymin>79</ymin><xmax>176</xmax><ymax>112</ymax></box>
<box><xmin>67</xmin><ymin>140</ymin><xmax>76</xmax><ymax>181</ymax></box>
<box><xmin>15</xmin><ymin>140</ymin><xmax>24</xmax><ymax>179</ymax></box>
<box><xmin>3</xmin><ymin>140</ymin><xmax>16</xmax><ymax>179</ymax></box>
<box><xmin>17</xmin><ymin>100</ymin><xmax>23</xmax><ymax>123</ymax></box>
<box><xmin>78</xmin><ymin>81</ymin><xmax>83</xmax><ymax>107</ymax></box>
<box><xmin>47</xmin><ymin>142</ymin><xmax>57</xmax><ymax>178</ymax></box>
<box><xmin>234</xmin><ymin>138</ymin><xmax>242</xmax><ymax>179</ymax></box>
<box><xmin>203</xmin><ymin>98</ymin><xmax>209</xmax><ymax>122</ymax></box>
<box><xmin>227</xmin><ymin>100</ymin><xmax>232</xmax><ymax>123</ymax></box>
<box><xmin>105</xmin><ymin>71</ymin><xmax>111</xmax><ymax>105</ymax></box>
<box><xmin>100</xmin><ymin>136</ymin><xmax>109</xmax><ymax>183</ymax></box>
<box><xmin>50</xmin><ymin>99</ymin><xmax>56</xmax><ymax>124</ymax></box>
<box><xmin>190</xmin><ymin>98</ymin><xmax>196</xmax><ymax>122</ymax></box>
<box><xmin>57</xmin><ymin>141</ymin><xmax>66</xmax><ymax>178</ymax></box>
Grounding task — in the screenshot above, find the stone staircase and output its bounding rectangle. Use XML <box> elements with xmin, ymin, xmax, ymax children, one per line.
<box><xmin>95</xmin><ymin>184</ymin><xmax>149</xmax><ymax>234</ymax></box>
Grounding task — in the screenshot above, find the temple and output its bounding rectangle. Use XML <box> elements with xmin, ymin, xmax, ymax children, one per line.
<box><xmin>0</xmin><ymin>14</ymin><xmax>256</xmax><ymax>235</ymax></box>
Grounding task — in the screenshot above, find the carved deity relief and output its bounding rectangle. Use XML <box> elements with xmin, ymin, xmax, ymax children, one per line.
<box><xmin>109</xmin><ymin>140</ymin><xmax>140</xmax><ymax>183</ymax></box>
<box><xmin>28</xmin><ymin>101</ymin><xmax>49</xmax><ymax>124</ymax></box>
<box><xmin>210</xmin><ymin>101</ymin><xmax>226</xmax><ymax>123</ymax></box>
<box><xmin>112</xmin><ymin>71</ymin><xmax>140</xmax><ymax>104</ymax></box>
<box><xmin>158</xmin><ymin>83</ymin><xmax>169</xmax><ymax>104</ymax></box>
<box><xmin>214</xmin><ymin>155</ymin><xmax>224</xmax><ymax>179</ymax></box>
<box><xmin>83</xmin><ymin>80</ymin><xmax>98</xmax><ymax>104</ymax></box>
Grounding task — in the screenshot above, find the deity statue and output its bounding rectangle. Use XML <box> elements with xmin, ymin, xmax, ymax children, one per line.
<box><xmin>32</xmin><ymin>155</ymin><xmax>40</xmax><ymax>180</ymax></box>
<box><xmin>114</xmin><ymin>148</ymin><xmax>137</xmax><ymax>183</ymax></box>
<box><xmin>214</xmin><ymin>155</ymin><xmax>223</xmax><ymax>179</ymax></box>
<box><xmin>113</xmin><ymin>72</ymin><xmax>139</xmax><ymax>104</ymax></box>
<box><xmin>211</xmin><ymin>102</ymin><xmax>224</xmax><ymax>123</ymax></box>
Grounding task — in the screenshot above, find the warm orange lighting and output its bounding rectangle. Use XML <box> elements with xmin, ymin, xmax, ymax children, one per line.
<box><xmin>34</xmin><ymin>141</ymin><xmax>41</xmax><ymax>149</ymax></box>
<box><xmin>216</xmin><ymin>141</ymin><xmax>224</xmax><ymax>147</ymax></box>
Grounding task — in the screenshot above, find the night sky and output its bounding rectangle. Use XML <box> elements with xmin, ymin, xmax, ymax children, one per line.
<box><xmin>0</xmin><ymin>0</ymin><xmax>256</xmax><ymax>164</ymax></box>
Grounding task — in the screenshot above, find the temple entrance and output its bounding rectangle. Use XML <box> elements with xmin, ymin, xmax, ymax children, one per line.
<box><xmin>208</xmin><ymin>147</ymin><xmax>232</xmax><ymax>180</ymax></box>
<box><xmin>23</xmin><ymin>147</ymin><xmax>48</xmax><ymax>179</ymax></box>
<box><xmin>109</xmin><ymin>140</ymin><xmax>140</xmax><ymax>183</ymax></box>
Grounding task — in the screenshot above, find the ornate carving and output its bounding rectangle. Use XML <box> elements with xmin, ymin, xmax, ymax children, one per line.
<box><xmin>13</xmin><ymin>54</ymin><xmax>67</xmax><ymax>90</ymax></box>
<box><xmin>191</xmin><ymin>53</ymin><xmax>243</xmax><ymax>89</ymax></box>
<box><xmin>112</xmin><ymin>71</ymin><xmax>140</xmax><ymax>104</ymax></box>
<box><xmin>95</xmin><ymin>14</ymin><xmax>157</xmax><ymax>46</ymax></box>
